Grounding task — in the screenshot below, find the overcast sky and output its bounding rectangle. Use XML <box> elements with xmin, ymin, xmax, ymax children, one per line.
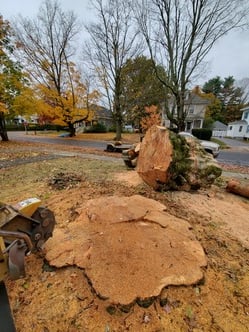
<box><xmin>1</xmin><ymin>0</ymin><xmax>249</xmax><ymax>85</ymax></box>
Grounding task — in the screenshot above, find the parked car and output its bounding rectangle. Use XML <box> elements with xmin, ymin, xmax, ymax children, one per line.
<box><xmin>178</xmin><ymin>132</ymin><xmax>220</xmax><ymax>157</ymax></box>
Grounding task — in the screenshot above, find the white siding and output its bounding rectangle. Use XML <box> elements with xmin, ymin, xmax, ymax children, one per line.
<box><xmin>245</xmin><ymin>125</ymin><xmax>249</xmax><ymax>138</ymax></box>
<box><xmin>227</xmin><ymin>124</ymin><xmax>247</xmax><ymax>138</ymax></box>
<box><xmin>242</xmin><ymin>111</ymin><xmax>249</xmax><ymax>124</ymax></box>
<box><xmin>212</xmin><ymin>130</ymin><xmax>227</xmax><ymax>137</ymax></box>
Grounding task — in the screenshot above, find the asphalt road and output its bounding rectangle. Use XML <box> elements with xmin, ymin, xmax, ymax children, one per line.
<box><xmin>7</xmin><ymin>131</ymin><xmax>249</xmax><ymax>167</ymax></box>
<box><xmin>217</xmin><ymin>150</ymin><xmax>249</xmax><ymax>166</ymax></box>
<box><xmin>216</xmin><ymin>137</ymin><xmax>249</xmax><ymax>166</ymax></box>
<box><xmin>217</xmin><ymin>137</ymin><xmax>249</xmax><ymax>148</ymax></box>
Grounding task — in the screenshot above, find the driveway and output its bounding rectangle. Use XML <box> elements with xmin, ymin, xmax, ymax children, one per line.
<box><xmin>215</xmin><ymin>137</ymin><xmax>249</xmax><ymax>166</ymax></box>
<box><xmin>218</xmin><ymin>137</ymin><xmax>249</xmax><ymax>150</ymax></box>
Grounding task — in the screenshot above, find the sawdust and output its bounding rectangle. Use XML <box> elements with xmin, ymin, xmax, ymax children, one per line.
<box><xmin>1</xmin><ymin>141</ymin><xmax>249</xmax><ymax>332</ymax></box>
<box><xmin>114</xmin><ymin>171</ymin><xmax>143</xmax><ymax>186</ymax></box>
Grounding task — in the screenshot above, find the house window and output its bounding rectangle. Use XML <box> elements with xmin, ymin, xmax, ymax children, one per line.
<box><xmin>247</xmin><ymin>125</ymin><xmax>249</xmax><ymax>133</ymax></box>
<box><xmin>239</xmin><ymin>126</ymin><xmax>243</xmax><ymax>132</ymax></box>
<box><xmin>189</xmin><ymin>107</ymin><xmax>194</xmax><ymax>114</ymax></box>
<box><xmin>193</xmin><ymin>119</ymin><xmax>201</xmax><ymax>128</ymax></box>
<box><xmin>229</xmin><ymin>126</ymin><xmax>233</xmax><ymax>130</ymax></box>
<box><xmin>186</xmin><ymin>122</ymin><xmax>192</xmax><ymax>130</ymax></box>
<box><xmin>244</xmin><ymin>112</ymin><xmax>248</xmax><ymax>119</ymax></box>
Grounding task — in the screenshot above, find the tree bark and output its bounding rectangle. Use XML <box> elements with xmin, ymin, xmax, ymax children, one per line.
<box><xmin>68</xmin><ymin>122</ymin><xmax>76</xmax><ymax>137</ymax></box>
<box><xmin>136</xmin><ymin>125</ymin><xmax>222</xmax><ymax>191</ymax></box>
<box><xmin>226</xmin><ymin>179</ymin><xmax>249</xmax><ymax>199</ymax></box>
<box><xmin>0</xmin><ymin>112</ymin><xmax>9</xmax><ymax>141</ymax></box>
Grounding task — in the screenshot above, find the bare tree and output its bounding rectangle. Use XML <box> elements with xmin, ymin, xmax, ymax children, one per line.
<box><xmin>135</xmin><ymin>0</ymin><xmax>249</xmax><ymax>131</ymax></box>
<box><xmin>237</xmin><ymin>78</ymin><xmax>249</xmax><ymax>104</ymax></box>
<box><xmin>13</xmin><ymin>0</ymin><xmax>87</xmax><ymax>136</ymax></box>
<box><xmin>85</xmin><ymin>0</ymin><xmax>141</xmax><ymax>140</ymax></box>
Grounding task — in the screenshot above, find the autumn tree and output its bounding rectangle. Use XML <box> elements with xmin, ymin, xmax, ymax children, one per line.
<box><xmin>120</xmin><ymin>56</ymin><xmax>168</xmax><ymax>128</ymax></box>
<box><xmin>140</xmin><ymin>105</ymin><xmax>161</xmax><ymax>132</ymax></box>
<box><xmin>85</xmin><ymin>0</ymin><xmax>140</xmax><ymax>140</ymax></box>
<box><xmin>13</xmin><ymin>0</ymin><xmax>97</xmax><ymax>136</ymax></box>
<box><xmin>203</xmin><ymin>76</ymin><xmax>247</xmax><ymax>123</ymax></box>
<box><xmin>134</xmin><ymin>0</ymin><xmax>249</xmax><ymax>132</ymax></box>
<box><xmin>35</xmin><ymin>62</ymin><xmax>99</xmax><ymax>132</ymax></box>
<box><xmin>6</xmin><ymin>83</ymin><xmax>42</xmax><ymax>123</ymax></box>
<box><xmin>0</xmin><ymin>16</ymin><xmax>24</xmax><ymax>141</ymax></box>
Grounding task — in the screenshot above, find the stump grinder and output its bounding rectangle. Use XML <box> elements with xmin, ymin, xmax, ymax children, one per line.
<box><xmin>0</xmin><ymin>198</ymin><xmax>56</xmax><ymax>332</ymax></box>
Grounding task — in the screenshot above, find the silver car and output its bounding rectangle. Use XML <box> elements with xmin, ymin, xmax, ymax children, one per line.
<box><xmin>179</xmin><ymin>132</ymin><xmax>220</xmax><ymax>157</ymax></box>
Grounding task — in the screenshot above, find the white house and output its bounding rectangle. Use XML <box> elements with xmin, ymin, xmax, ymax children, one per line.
<box><xmin>13</xmin><ymin>114</ymin><xmax>39</xmax><ymax>125</ymax></box>
<box><xmin>162</xmin><ymin>91</ymin><xmax>210</xmax><ymax>131</ymax></box>
<box><xmin>212</xmin><ymin>121</ymin><xmax>228</xmax><ymax>138</ymax></box>
<box><xmin>226</xmin><ymin>106</ymin><xmax>249</xmax><ymax>139</ymax></box>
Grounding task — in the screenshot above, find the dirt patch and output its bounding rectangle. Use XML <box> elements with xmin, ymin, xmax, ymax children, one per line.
<box><xmin>1</xmin><ymin>140</ymin><xmax>249</xmax><ymax>332</ymax></box>
<box><xmin>48</xmin><ymin>172</ymin><xmax>84</xmax><ymax>190</ymax></box>
<box><xmin>114</xmin><ymin>171</ymin><xmax>144</xmax><ymax>186</ymax></box>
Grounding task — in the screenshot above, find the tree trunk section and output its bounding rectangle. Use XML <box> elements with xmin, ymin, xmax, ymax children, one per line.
<box><xmin>226</xmin><ymin>179</ymin><xmax>249</xmax><ymax>199</ymax></box>
<box><xmin>136</xmin><ymin>125</ymin><xmax>222</xmax><ymax>191</ymax></box>
<box><xmin>68</xmin><ymin>122</ymin><xmax>76</xmax><ymax>137</ymax></box>
<box><xmin>0</xmin><ymin>112</ymin><xmax>9</xmax><ymax>141</ymax></box>
<box><xmin>113</xmin><ymin>119</ymin><xmax>122</xmax><ymax>141</ymax></box>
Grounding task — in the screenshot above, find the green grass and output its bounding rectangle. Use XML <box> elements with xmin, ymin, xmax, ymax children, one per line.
<box><xmin>0</xmin><ymin>157</ymin><xmax>126</xmax><ymax>203</ymax></box>
<box><xmin>211</xmin><ymin>138</ymin><xmax>228</xmax><ymax>149</ymax></box>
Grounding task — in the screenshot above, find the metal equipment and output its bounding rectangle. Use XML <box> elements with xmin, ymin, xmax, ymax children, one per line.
<box><xmin>0</xmin><ymin>198</ymin><xmax>56</xmax><ymax>332</ymax></box>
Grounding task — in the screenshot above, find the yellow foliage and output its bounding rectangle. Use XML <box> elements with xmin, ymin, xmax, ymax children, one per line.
<box><xmin>35</xmin><ymin>64</ymin><xmax>100</xmax><ymax>126</ymax></box>
<box><xmin>52</xmin><ymin>118</ymin><xmax>67</xmax><ymax>126</ymax></box>
<box><xmin>12</xmin><ymin>87</ymin><xmax>40</xmax><ymax>115</ymax></box>
<box><xmin>0</xmin><ymin>102</ymin><xmax>7</xmax><ymax>113</ymax></box>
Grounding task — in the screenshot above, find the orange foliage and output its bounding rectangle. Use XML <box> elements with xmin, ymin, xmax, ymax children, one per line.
<box><xmin>140</xmin><ymin>105</ymin><xmax>161</xmax><ymax>132</ymax></box>
<box><xmin>35</xmin><ymin>63</ymin><xmax>99</xmax><ymax>127</ymax></box>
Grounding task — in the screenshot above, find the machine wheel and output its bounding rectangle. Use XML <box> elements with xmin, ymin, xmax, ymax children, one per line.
<box><xmin>124</xmin><ymin>158</ymin><xmax>137</xmax><ymax>168</ymax></box>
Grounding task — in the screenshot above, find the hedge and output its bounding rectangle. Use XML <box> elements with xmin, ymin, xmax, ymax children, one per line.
<box><xmin>192</xmin><ymin>128</ymin><xmax>212</xmax><ymax>140</ymax></box>
<box><xmin>84</xmin><ymin>123</ymin><xmax>107</xmax><ymax>133</ymax></box>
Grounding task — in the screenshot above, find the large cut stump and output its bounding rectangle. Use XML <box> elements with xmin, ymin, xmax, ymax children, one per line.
<box><xmin>137</xmin><ymin>125</ymin><xmax>222</xmax><ymax>191</ymax></box>
<box><xmin>45</xmin><ymin>195</ymin><xmax>207</xmax><ymax>306</ymax></box>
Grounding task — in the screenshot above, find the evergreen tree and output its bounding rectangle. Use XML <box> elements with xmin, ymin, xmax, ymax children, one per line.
<box><xmin>120</xmin><ymin>56</ymin><xmax>168</xmax><ymax>128</ymax></box>
<box><xmin>203</xmin><ymin>76</ymin><xmax>246</xmax><ymax>123</ymax></box>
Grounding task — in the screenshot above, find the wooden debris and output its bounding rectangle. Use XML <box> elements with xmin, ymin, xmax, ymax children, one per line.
<box><xmin>136</xmin><ymin>125</ymin><xmax>222</xmax><ymax>191</ymax></box>
<box><xmin>226</xmin><ymin>179</ymin><xmax>249</xmax><ymax>199</ymax></box>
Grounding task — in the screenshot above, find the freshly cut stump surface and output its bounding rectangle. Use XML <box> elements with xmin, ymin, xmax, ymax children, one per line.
<box><xmin>45</xmin><ymin>195</ymin><xmax>207</xmax><ymax>305</ymax></box>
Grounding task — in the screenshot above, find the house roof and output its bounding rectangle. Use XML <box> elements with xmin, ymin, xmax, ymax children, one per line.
<box><xmin>90</xmin><ymin>104</ymin><xmax>112</xmax><ymax>119</ymax></box>
<box><xmin>228</xmin><ymin>120</ymin><xmax>248</xmax><ymax>125</ymax></box>
<box><xmin>212</xmin><ymin>121</ymin><xmax>227</xmax><ymax>130</ymax></box>
<box><xmin>168</xmin><ymin>91</ymin><xmax>210</xmax><ymax>106</ymax></box>
<box><xmin>184</xmin><ymin>92</ymin><xmax>210</xmax><ymax>106</ymax></box>
<box><xmin>240</xmin><ymin>106</ymin><xmax>249</xmax><ymax>112</ymax></box>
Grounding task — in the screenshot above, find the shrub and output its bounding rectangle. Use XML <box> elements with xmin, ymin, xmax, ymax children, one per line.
<box><xmin>6</xmin><ymin>124</ymin><xmax>65</xmax><ymax>131</ymax></box>
<box><xmin>28</xmin><ymin>124</ymin><xmax>65</xmax><ymax>131</ymax></box>
<box><xmin>84</xmin><ymin>122</ymin><xmax>107</xmax><ymax>133</ymax></box>
<box><xmin>6</xmin><ymin>124</ymin><xmax>23</xmax><ymax>131</ymax></box>
<box><xmin>108</xmin><ymin>125</ymin><xmax>116</xmax><ymax>132</ymax></box>
<box><xmin>192</xmin><ymin>128</ymin><xmax>212</xmax><ymax>140</ymax></box>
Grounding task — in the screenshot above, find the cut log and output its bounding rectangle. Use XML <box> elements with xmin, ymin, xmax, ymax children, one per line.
<box><xmin>136</xmin><ymin>125</ymin><xmax>222</xmax><ymax>191</ymax></box>
<box><xmin>226</xmin><ymin>179</ymin><xmax>249</xmax><ymax>199</ymax></box>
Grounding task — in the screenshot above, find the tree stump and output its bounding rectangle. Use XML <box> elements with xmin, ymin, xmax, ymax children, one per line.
<box><xmin>136</xmin><ymin>125</ymin><xmax>222</xmax><ymax>191</ymax></box>
<box><xmin>45</xmin><ymin>195</ymin><xmax>207</xmax><ymax>306</ymax></box>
